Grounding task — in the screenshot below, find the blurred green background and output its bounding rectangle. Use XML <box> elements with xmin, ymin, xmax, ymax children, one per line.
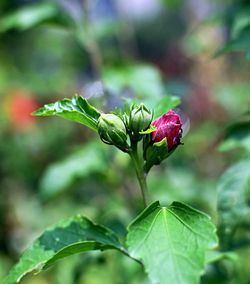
<box><xmin>0</xmin><ymin>0</ymin><xmax>250</xmax><ymax>283</ymax></box>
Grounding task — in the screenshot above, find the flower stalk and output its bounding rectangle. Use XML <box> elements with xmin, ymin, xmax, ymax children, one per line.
<box><xmin>130</xmin><ymin>142</ymin><xmax>149</xmax><ymax>208</ymax></box>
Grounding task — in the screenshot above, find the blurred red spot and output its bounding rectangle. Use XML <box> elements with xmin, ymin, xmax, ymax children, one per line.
<box><xmin>8</xmin><ymin>92</ymin><xmax>39</xmax><ymax>130</ymax></box>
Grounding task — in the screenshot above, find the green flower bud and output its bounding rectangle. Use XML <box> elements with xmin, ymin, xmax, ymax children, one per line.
<box><xmin>97</xmin><ymin>113</ymin><xmax>128</xmax><ymax>151</ymax></box>
<box><xmin>129</xmin><ymin>104</ymin><xmax>153</xmax><ymax>133</ymax></box>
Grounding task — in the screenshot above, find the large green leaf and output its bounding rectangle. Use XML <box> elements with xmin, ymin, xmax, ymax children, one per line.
<box><xmin>126</xmin><ymin>201</ymin><xmax>218</xmax><ymax>284</ymax></box>
<box><xmin>217</xmin><ymin>160</ymin><xmax>250</xmax><ymax>232</ymax></box>
<box><xmin>4</xmin><ymin>216</ymin><xmax>125</xmax><ymax>284</ymax></box>
<box><xmin>32</xmin><ymin>96</ymin><xmax>100</xmax><ymax>130</ymax></box>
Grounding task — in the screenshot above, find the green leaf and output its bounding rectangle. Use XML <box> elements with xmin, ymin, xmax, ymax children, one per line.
<box><xmin>153</xmin><ymin>96</ymin><xmax>181</xmax><ymax>119</ymax></box>
<box><xmin>217</xmin><ymin>160</ymin><xmax>250</xmax><ymax>232</ymax></box>
<box><xmin>126</xmin><ymin>201</ymin><xmax>218</xmax><ymax>284</ymax></box>
<box><xmin>39</xmin><ymin>142</ymin><xmax>107</xmax><ymax>198</ymax></box>
<box><xmin>4</xmin><ymin>216</ymin><xmax>125</xmax><ymax>284</ymax></box>
<box><xmin>32</xmin><ymin>96</ymin><xmax>100</xmax><ymax>131</ymax></box>
<box><xmin>0</xmin><ymin>2</ymin><xmax>58</xmax><ymax>32</ymax></box>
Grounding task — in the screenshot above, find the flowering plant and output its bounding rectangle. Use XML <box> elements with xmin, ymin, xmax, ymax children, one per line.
<box><xmin>4</xmin><ymin>96</ymin><xmax>218</xmax><ymax>284</ymax></box>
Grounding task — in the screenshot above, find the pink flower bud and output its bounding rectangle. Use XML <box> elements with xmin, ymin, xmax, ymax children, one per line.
<box><xmin>151</xmin><ymin>110</ymin><xmax>182</xmax><ymax>152</ymax></box>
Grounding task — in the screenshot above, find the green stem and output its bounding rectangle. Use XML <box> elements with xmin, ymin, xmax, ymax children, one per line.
<box><xmin>82</xmin><ymin>0</ymin><xmax>103</xmax><ymax>80</ymax></box>
<box><xmin>130</xmin><ymin>142</ymin><xmax>149</xmax><ymax>208</ymax></box>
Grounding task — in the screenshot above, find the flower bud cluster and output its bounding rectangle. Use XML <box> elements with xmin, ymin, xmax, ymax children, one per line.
<box><xmin>97</xmin><ymin>104</ymin><xmax>183</xmax><ymax>171</ymax></box>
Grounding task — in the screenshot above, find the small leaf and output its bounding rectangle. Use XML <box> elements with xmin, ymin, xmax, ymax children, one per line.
<box><xmin>126</xmin><ymin>201</ymin><xmax>218</xmax><ymax>284</ymax></box>
<box><xmin>4</xmin><ymin>216</ymin><xmax>125</xmax><ymax>284</ymax></box>
<box><xmin>33</xmin><ymin>96</ymin><xmax>100</xmax><ymax>130</ymax></box>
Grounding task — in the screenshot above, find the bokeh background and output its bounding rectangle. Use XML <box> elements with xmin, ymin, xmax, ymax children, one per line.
<box><xmin>0</xmin><ymin>0</ymin><xmax>250</xmax><ymax>283</ymax></box>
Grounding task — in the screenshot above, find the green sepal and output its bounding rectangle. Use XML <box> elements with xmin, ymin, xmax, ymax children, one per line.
<box><xmin>144</xmin><ymin>138</ymin><xmax>169</xmax><ymax>172</ymax></box>
<box><xmin>139</xmin><ymin>125</ymin><xmax>156</xmax><ymax>135</ymax></box>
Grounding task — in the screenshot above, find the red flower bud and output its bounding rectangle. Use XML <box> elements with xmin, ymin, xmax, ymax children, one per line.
<box><xmin>151</xmin><ymin>110</ymin><xmax>182</xmax><ymax>152</ymax></box>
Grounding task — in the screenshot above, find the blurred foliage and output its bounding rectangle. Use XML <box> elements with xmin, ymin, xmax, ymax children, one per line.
<box><xmin>219</xmin><ymin>114</ymin><xmax>250</xmax><ymax>153</ymax></box>
<box><xmin>0</xmin><ymin>2</ymin><xmax>58</xmax><ymax>32</ymax></box>
<box><xmin>39</xmin><ymin>142</ymin><xmax>108</xmax><ymax>198</ymax></box>
<box><xmin>0</xmin><ymin>0</ymin><xmax>250</xmax><ymax>283</ymax></box>
<box><xmin>215</xmin><ymin>1</ymin><xmax>250</xmax><ymax>59</ymax></box>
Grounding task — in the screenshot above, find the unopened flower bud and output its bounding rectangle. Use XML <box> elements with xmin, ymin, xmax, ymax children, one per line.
<box><xmin>144</xmin><ymin>110</ymin><xmax>183</xmax><ymax>171</ymax></box>
<box><xmin>97</xmin><ymin>113</ymin><xmax>128</xmax><ymax>151</ymax></box>
<box><xmin>151</xmin><ymin>110</ymin><xmax>182</xmax><ymax>152</ymax></box>
<box><xmin>129</xmin><ymin>104</ymin><xmax>153</xmax><ymax>133</ymax></box>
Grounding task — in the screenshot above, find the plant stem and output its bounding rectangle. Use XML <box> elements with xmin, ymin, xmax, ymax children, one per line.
<box><xmin>130</xmin><ymin>142</ymin><xmax>149</xmax><ymax>208</ymax></box>
<box><xmin>82</xmin><ymin>0</ymin><xmax>103</xmax><ymax>80</ymax></box>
